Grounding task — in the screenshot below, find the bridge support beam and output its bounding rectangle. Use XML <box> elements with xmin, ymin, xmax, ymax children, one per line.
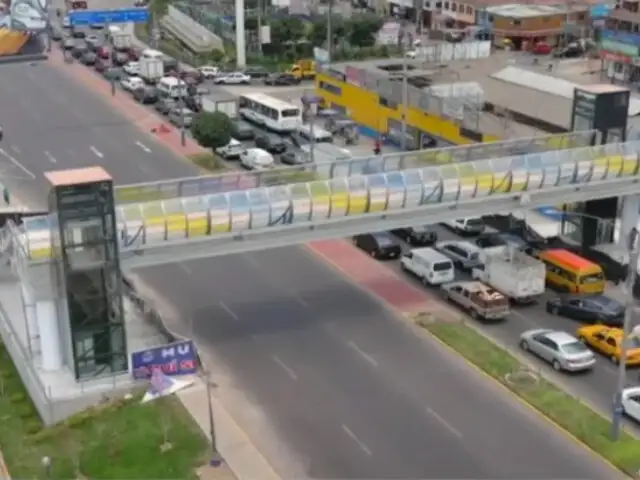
<box><xmin>617</xmin><ymin>194</ymin><xmax>639</xmax><ymax>249</ymax></box>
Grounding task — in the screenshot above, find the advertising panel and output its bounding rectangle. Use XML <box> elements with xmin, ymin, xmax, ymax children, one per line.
<box><xmin>130</xmin><ymin>340</ymin><xmax>198</xmax><ymax>380</ymax></box>
<box><xmin>0</xmin><ymin>0</ymin><xmax>48</xmax><ymax>59</ymax></box>
<box><xmin>600</xmin><ymin>39</ymin><xmax>639</xmax><ymax>57</ymax></box>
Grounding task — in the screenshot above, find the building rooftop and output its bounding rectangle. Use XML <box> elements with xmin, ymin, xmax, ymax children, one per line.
<box><xmin>485</xmin><ymin>4</ymin><xmax>570</xmax><ymax>18</ymax></box>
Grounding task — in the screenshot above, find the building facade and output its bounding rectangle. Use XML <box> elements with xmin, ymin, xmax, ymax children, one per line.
<box><xmin>598</xmin><ymin>30</ymin><xmax>640</xmax><ymax>82</ymax></box>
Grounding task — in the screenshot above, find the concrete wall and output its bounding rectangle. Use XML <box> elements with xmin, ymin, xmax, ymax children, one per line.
<box><xmin>163</xmin><ymin>5</ymin><xmax>224</xmax><ymax>54</ymax></box>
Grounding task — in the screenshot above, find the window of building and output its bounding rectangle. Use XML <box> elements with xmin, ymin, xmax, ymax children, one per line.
<box><xmin>488</xmin><ymin>14</ymin><xmax>493</xmax><ymax>21</ymax></box>
<box><xmin>577</xmin><ymin>12</ymin><xmax>585</xmax><ymax>20</ymax></box>
<box><xmin>379</xmin><ymin>96</ymin><xmax>398</xmax><ymax>109</ymax></box>
<box><xmin>320</xmin><ymin>81</ymin><xmax>342</xmax><ymax>96</ymax></box>
<box><xmin>512</xmin><ymin>19</ymin><xmax>521</xmax><ymax>25</ymax></box>
<box><xmin>444</xmin><ymin>1</ymin><xmax>449</xmax><ymax>9</ymax></box>
<box><xmin>424</xmin><ymin>1</ymin><xmax>431</xmax><ymax>8</ymax></box>
<box><xmin>451</xmin><ymin>2</ymin><xmax>457</xmax><ymax>11</ymax></box>
<box><xmin>435</xmin><ymin>1</ymin><xmax>442</xmax><ymax>7</ymax></box>
<box><xmin>466</xmin><ymin>5</ymin><xmax>473</xmax><ymax>14</ymax></box>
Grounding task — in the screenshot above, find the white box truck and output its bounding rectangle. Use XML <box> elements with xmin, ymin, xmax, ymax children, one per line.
<box><xmin>471</xmin><ymin>245</ymin><xmax>546</xmax><ymax>304</ymax></box>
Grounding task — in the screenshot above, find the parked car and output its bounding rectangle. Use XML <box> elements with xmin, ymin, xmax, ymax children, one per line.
<box><xmin>121</xmin><ymin>76</ymin><xmax>145</xmax><ymax>92</ymax></box>
<box><xmin>155</xmin><ymin>97</ymin><xmax>178</xmax><ymax>115</ymax></box>
<box><xmin>533</xmin><ymin>42</ymin><xmax>552</xmax><ymax>55</ymax></box>
<box><xmin>183</xmin><ymin>96</ymin><xmax>202</xmax><ymax>113</ymax></box>
<box><xmin>168</xmin><ymin>107</ymin><xmax>194</xmax><ymax>128</ymax></box>
<box><xmin>85</xmin><ymin>34</ymin><xmax>100</xmax><ymax>48</ymax></box>
<box><xmin>400</xmin><ymin>247</ymin><xmax>454</xmax><ymax>286</ymax></box>
<box><xmin>442</xmin><ymin>281</ymin><xmax>510</xmax><ymax>322</ymax></box>
<box><xmin>576</xmin><ymin>325</ymin><xmax>640</xmax><ymax>365</ymax></box>
<box><xmin>622</xmin><ymin>387</ymin><xmax>640</xmax><ymax>423</ymax></box>
<box><xmin>546</xmin><ymin>294</ymin><xmax>625</xmax><ymax>327</ymax></box>
<box><xmin>70</xmin><ymin>27</ymin><xmax>86</xmax><ymax>38</ymax></box>
<box><xmin>475</xmin><ymin>232</ymin><xmax>530</xmax><ymax>251</ymax></box>
<box><xmin>62</xmin><ymin>38</ymin><xmax>75</xmax><ymax>50</ymax></box>
<box><xmin>216</xmin><ymin>138</ymin><xmax>244</xmax><ymax>160</ymax></box>
<box><xmin>434</xmin><ymin>241</ymin><xmax>483</xmax><ymax>272</ymax></box>
<box><xmin>123</xmin><ymin>61</ymin><xmax>140</xmax><ymax>76</ymax></box>
<box><xmin>553</xmin><ymin>42</ymin><xmax>583</xmax><ymax>58</ymax></box>
<box><xmin>71</xmin><ymin>44</ymin><xmax>88</xmax><ymax>59</ymax></box>
<box><xmin>198</xmin><ymin>65</ymin><xmax>219</xmax><ymax>79</ymax></box>
<box><xmin>519</xmin><ymin>329</ymin><xmax>595</xmax><ymax>372</ymax></box>
<box><xmin>231</xmin><ymin>120</ymin><xmax>255</xmax><ymax>140</ymax></box>
<box><xmin>94</xmin><ymin>58</ymin><xmax>108</xmax><ymax>73</ymax></box>
<box><xmin>96</xmin><ymin>45</ymin><xmax>110</xmax><ymax>59</ymax></box>
<box><xmin>443</xmin><ymin>217</ymin><xmax>485</xmax><ymax>235</ymax></box>
<box><xmin>280</xmin><ymin>151</ymin><xmax>309</xmax><ymax>165</ymax></box>
<box><xmin>240</xmin><ymin>148</ymin><xmax>275</xmax><ymax>170</ymax></box>
<box><xmin>264</xmin><ymin>73</ymin><xmax>301</xmax><ymax>86</ymax></box>
<box><xmin>113</xmin><ymin>52</ymin><xmax>130</xmax><ymax>66</ymax></box>
<box><xmin>352</xmin><ymin>232</ymin><xmax>402</xmax><ymax>260</ymax></box>
<box><xmin>255</xmin><ymin>133</ymin><xmax>287</xmax><ymax>154</ymax></box>
<box><xmin>213</xmin><ymin>72</ymin><xmax>251</xmax><ymax>85</ymax></box>
<box><xmin>391</xmin><ymin>226</ymin><xmax>437</xmax><ymax>246</ymax></box>
<box><xmin>133</xmin><ymin>86</ymin><xmax>159</xmax><ymax>105</ymax></box>
<box><xmin>80</xmin><ymin>51</ymin><xmax>97</xmax><ymax>65</ymax></box>
<box><xmin>50</xmin><ymin>28</ymin><xmax>63</xmax><ymax>41</ymax></box>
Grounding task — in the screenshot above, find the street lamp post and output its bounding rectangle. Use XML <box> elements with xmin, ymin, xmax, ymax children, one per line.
<box><xmin>202</xmin><ymin>370</ymin><xmax>223</xmax><ymax>467</ymax></box>
<box><xmin>612</xmin><ymin>226</ymin><xmax>639</xmax><ymax>440</ymax></box>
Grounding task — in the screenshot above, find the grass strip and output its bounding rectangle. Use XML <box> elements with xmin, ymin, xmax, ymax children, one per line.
<box><xmin>420</xmin><ymin>318</ymin><xmax>640</xmax><ymax>475</ymax></box>
<box><xmin>188</xmin><ymin>152</ymin><xmax>228</xmax><ymax>172</ymax></box>
<box><xmin>0</xmin><ymin>342</ymin><xmax>208</xmax><ymax>479</ymax></box>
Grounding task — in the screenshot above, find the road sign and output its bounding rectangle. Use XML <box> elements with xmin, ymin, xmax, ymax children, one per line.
<box><xmin>68</xmin><ymin>8</ymin><xmax>149</xmax><ymax>26</ymax></box>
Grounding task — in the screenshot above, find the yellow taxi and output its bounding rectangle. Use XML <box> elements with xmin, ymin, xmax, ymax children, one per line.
<box><xmin>576</xmin><ymin>325</ymin><xmax>640</xmax><ymax>365</ymax></box>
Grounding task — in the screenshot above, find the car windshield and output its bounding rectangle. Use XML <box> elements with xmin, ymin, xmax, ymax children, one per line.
<box><xmin>373</xmin><ymin>234</ymin><xmax>394</xmax><ymax>247</ymax></box>
<box><xmin>412</xmin><ymin>226</ymin><xmax>430</xmax><ymax>233</ymax></box>
<box><xmin>433</xmin><ymin>261</ymin><xmax>452</xmax><ymax>272</ymax></box>
<box><xmin>580</xmin><ymin>272</ymin><xmax>605</xmax><ymax>284</ymax></box>
<box><xmin>561</xmin><ymin>341</ymin><xmax>589</xmax><ymax>355</ymax></box>
<box><xmin>282</xmin><ymin>108</ymin><xmax>300</xmax><ymax>118</ymax></box>
<box><xmin>466</xmin><ymin>218</ymin><xmax>484</xmax><ymax>227</ymax></box>
<box><xmin>591</xmin><ymin>296</ymin><xmax>620</xmax><ymax>309</ymax></box>
<box><xmin>467</xmin><ymin>251</ymin><xmax>479</xmax><ymax>261</ymax></box>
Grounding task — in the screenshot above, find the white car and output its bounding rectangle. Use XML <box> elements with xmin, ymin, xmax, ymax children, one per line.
<box><xmin>123</xmin><ymin>62</ymin><xmax>140</xmax><ymax>76</ymax></box>
<box><xmin>198</xmin><ymin>65</ymin><xmax>219</xmax><ymax>79</ymax></box>
<box><xmin>121</xmin><ymin>76</ymin><xmax>145</xmax><ymax>92</ymax></box>
<box><xmin>519</xmin><ymin>329</ymin><xmax>595</xmax><ymax>372</ymax></box>
<box><xmin>213</xmin><ymin>72</ymin><xmax>251</xmax><ymax>85</ymax></box>
<box><xmin>240</xmin><ymin>148</ymin><xmax>274</xmax><ymax>170</ymax></box>
<box><xmin>622</xmin><ymin>387</ymin><xmax>640</xmax><ymax>422</ymax></box>
<box><xmin>443</xmin><ymin>217</ymin><xmax>486</xmax><ymax>235</ymax></box>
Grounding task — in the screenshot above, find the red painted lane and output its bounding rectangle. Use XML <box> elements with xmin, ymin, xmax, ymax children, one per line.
<box><xmin>47</xmin><ymin>49</ymin><xmax>203</xmax><ymax>157</ymax></box>
<box><xmin>47</xmin><ymin>52</ymin><xmax>431</xmax><ymax>315</ymax></box>
<box><xmin>308</xmin><ymin>239</ymin><xmax>433</xmax><ymax>313</ymax></box>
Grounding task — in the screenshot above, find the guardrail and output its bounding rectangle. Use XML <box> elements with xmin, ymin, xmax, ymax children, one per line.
<box><xmin>15</xmin><ymin>140</ymin><xmax>640</xmax><ymax>261</ymax></box>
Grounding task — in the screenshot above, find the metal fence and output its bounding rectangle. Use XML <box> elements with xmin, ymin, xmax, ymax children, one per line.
<box><xmin>16</xmin><ymin>140</ymin><xmax>640</xmax><ymax>261</ymax></box>
<box><xmin>112</xmin><ymin>131</ymin><xmax>595</xmax><ymax>204</ymax></box>
<box><xmin>319</xmin><ymin>40</ymin><xmax>492</xmax><ymax>131</ymax></box>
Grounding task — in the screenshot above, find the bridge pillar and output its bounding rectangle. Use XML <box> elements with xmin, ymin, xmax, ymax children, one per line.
<box><xmin>618</xmin><ymin>194</ymin><xmax>640</xmax><ymax>248</ymax></box>
<box><xmin>21</xmin><ymin>284</ymin><xmax>38</xmax><ymax>347</ymax></box>
<box><xmin>570</xmin><ymin>84</ymin><xmax>630</xmax><ymax>249</ymax></box>
<box><xmin>45</xmin><ymin>166</ymin><xmax>127</xmax><ymax>380</ymax></box>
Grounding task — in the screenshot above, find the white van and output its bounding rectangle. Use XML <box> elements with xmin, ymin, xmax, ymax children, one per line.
<box><xmin>295</xmin><ymin>124</ymin><xmax>333</xmax><ymax>143</ymax></box>
<box><xmin>215</xmin><ymin>138</ymin><xmax>244</xmax><ymax>159</ymax></box>
<box><xmin>240</xmin><ymin>148</ymin><xmax>275</xmax><ymax>170</ymax></box>
<box><xmin>156</xmin><ymin>76</ymin><xmax>187</xmax><ymax>98</ymax></box>
<box><xmin>141</xmin><ymin>48</ymin><xmax>164</xmax><ymax>60</ymax></box>
<box><xmin>400</xmin><ymin>247</ymin><xmax>455</xmax><ymax>286</ymax></box>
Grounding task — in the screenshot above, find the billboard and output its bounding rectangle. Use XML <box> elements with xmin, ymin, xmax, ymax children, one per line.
<box><xmin>0</xmin><ymin>0</ymin><xmax>49</xmax><ymax>59</ymax></box>
<box><xmin>130</xmin><ymin>340</ymin><xmax>198</xmax><ymax>380</ymax></box>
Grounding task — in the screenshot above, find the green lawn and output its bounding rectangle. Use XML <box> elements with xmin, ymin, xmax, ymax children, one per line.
<box><xmin>421</xmin><ymin>318</ymin><xmax>640</xmax><ymax>475</ymax></box>
<box><xmin>0</xmin><ymin>342</ymin><xmax>208</xmax><ymax>479</ymax></box>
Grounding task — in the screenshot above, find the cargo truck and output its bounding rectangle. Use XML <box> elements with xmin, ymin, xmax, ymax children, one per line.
<box><xmin>288</xmin><ymin>59</ymin><xmax>316</xmax><ymax>80</ymax></box>
<box><xmin>472</xmin><ymin>245</ymin><xmax>546</xmax><ymax>304</ymax></box>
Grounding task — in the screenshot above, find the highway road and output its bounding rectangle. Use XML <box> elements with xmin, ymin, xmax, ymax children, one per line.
<box><xmin>0</xmin><ymin>56</ymin><xmax>624</xmax><ymax>478</ymax></box>
<box><xmin>387</xmin><ymin>222</ymin><xmax>640</xmax><ymax>435</ymax></box>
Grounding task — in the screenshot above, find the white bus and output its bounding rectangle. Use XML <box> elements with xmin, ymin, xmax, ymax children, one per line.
<box><xmin>239</xmin><ymin>93</ymin><xmax>301</xmax><ymax>132</ymax></box>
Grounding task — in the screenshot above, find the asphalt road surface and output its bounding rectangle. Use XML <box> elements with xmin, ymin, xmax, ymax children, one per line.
<box><xmin>0</xmin><ymin>55</ymin><xmax>623</xmax><ymax>478</ymax></box>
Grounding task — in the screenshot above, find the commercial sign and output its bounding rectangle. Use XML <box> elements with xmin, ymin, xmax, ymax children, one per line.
<box><xmin>600</xmin><ymin>39</ymin><xmax>639</xmax><ymax>57</ymax></box>
<box><xmin>600</xmin><ymin>50</ymin><xmax>632</xmax><ymax>64</ymax></box>
<box><xmin>601</xmin><ymin>30</ymin><xmax>640</xmax><ymax>47</ymax></box>
<box><xmin>131</xmin><ymin>340</ymin><xmax>198</xmax><ymax>380</ymax></box>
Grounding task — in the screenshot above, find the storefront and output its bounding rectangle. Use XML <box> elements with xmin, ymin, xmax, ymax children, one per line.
<box><xmin>599</xmin><ymin>33</ymin><xmax>640</xmax><ymax>83</ymax></box>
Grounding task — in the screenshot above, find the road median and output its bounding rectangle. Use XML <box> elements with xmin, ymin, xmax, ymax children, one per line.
<box><xmin>410</xmin><ymin>311</ymin><xmax>640</xmax><ymax>476</ymax></box>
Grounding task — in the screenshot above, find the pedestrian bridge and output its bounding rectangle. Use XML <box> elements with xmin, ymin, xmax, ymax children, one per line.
<box><xmin>8</xmin><ymin>139</ymin><xmax>640</xmax><ymax>269</ymax></box>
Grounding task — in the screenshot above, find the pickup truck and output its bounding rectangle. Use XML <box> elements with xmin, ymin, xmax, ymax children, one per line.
<box><xmin>442</xmin><ymin>281</ymin><xmax>511</xmax><ymax>322</ymax></box>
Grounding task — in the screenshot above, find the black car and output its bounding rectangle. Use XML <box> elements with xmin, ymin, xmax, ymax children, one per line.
<box><xmin>113</xmin><ymin>52</ymin><xmax>130</xmax><ymax>66</ymax></box>
<box><xmin>391</xmin><ymin>226</ymin><xmax>437</xmax><ymax>246</ymax></box>
<box><xmin>280</xmin><ymin>151</ymin><xmax>310</xmax><ymax>165</ymax></box>
<box><xmin>352</xmin><ymin>232</ymin><xmax>402</xmax><ymax>260</ymax></box>
<box><xmin>133</xmin><ymin>86</ymin><xmax>159</xmax><ymax>105</ymax></box>
<box><xmin>62</xmin><ymin>38</ymin><xmax>76</xmax><ymax>50</ymax></box>
<box><xmin>255</xmin><ymin>133</ymin><xmax>287</xmax><ymax>154</ymax></box>
<box><xmin>264</xmin><ymin>73</ymin><xmax>301</xmax><ymax>86</ymax></box>
<box><xmin>183</xmin><ymin>95</ymin><xmax>202</xmax><ymax>113</ymax></box>
<box><xmin>243</xmin><ymin>66</ymin><xmax>269</xmax><ymax>79</ymax></box>
<box><xmin>71</xmin><ymin>44</ymin><xmax>89</xmax><ymax>59</ymax></box>
<box><xmin>546</xmin><ymin>294</ymin><xmax>625</xmax><ymax>326</ymax></box>
<box><xmin>80</xmin><ymin>51</ymin><xmax>97</xmax><ymax>65</ymax></box>
<box><xmin>231</xmin><ymin>120</ymin><xmax>255</xmax><ymax>140</ymax></box>
<box><xmin>70</xmin><ymin>27</ymin><xmax>86</xmax><ymax>39</ymax></box>
<box><xmin>155</xmin><ymin>97</ymin><xmax>178</xmax><ymax>115</ymax></box>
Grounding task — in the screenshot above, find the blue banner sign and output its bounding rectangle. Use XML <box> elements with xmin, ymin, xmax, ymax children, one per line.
<box><xmin>68</xmin><ymin>8</ymin><xmax>149</xmax><ymax>26</ymax></box>
<box><xmin>131</xmin><ymin>340</ymin><xmax>197</xmax><ymax>380</ymax></box>
<box><xmin>601</xmin><ymin>29</ymin><xmax>640</xmax><ymax>47</ymax></box>
<box><xmin>590</xmin><ymin>4</ymin><xmax>611</xmax><ymax>19</ymax></box>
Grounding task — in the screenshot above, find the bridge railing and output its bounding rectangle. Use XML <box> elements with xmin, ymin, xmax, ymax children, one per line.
<box><xmin>114</xmin><ymin>130</ymin><xmax>596</xmax><ymax>204</ymax></box>
<box><xmin>15</xmin><ymin>140</ymin><xmax>640</xmax><ymax>262</ymax></box>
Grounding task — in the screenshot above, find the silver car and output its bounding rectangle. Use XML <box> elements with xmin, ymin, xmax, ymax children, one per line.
<box><xmin>519</xmin><ymin>329</ymin><xmax>595</xmax><ymax>372</ymax></box>
<box><xmin>434</xmin><ymin>240</ymin><xmax>483</xmax><ymax>272</ymax></box>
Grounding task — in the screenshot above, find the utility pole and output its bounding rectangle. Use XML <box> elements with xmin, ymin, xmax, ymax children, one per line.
<box><xmin>612</xmin><ymin>226</ymin><xmax>639</xmax><ymax>440</ymax></box>
<box><xmin>257</xmin><ymin>0</ymin><xmax>263</xmax><ymax>56</ymax></box>
<box><xmin>400</xmin><ymin>22</ymin><xmax>408</xmax><ymax>151</ymax></box>
<box><xmin>236</xmin><ymin>0</ymin><xmax>246</xmax><ymax>67</ymax></box>
<box><xmin>326</xmin><ymin>0</ymin><xmax>333</xmax><ymax>65</ymax></box>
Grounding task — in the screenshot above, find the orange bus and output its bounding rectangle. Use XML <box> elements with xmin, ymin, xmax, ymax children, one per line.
<box><xmin>536</xmin><ymin>248</ymin><xmax>605</xmax><ymax>294</ymax></box>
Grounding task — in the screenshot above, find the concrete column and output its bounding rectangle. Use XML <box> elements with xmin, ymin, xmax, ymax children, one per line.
<box><xmin>36</xmin><ymin>300</ymin><xmax>62</xmax><ymax>371</ymax></box>
<box><xmin>21</xmin><ymin>284</ymin><xmax>38</xmax><ymax>347</ymax></box>
<box><xmin>235</xmin><ymin>0</ymin><xmax>246</xmax><ymax>68</ymax></box>
<box><xmin>618</xmin><ymin>194</ymin><xmax>640</xmax><ymax>248</ymax></box>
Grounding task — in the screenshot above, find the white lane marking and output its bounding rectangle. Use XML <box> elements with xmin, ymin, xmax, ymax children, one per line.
<box><xmin>135</xmin><ymin>141</ymin><xmax>152</xmax><ymax>153</ymax></box>
<box><xmin>44</xmin><ymin>151</ymin><xmax>57</xmax><ymax>164</ymax></box>
<box><xmin>272</xmin><ymin>355</ymin><xmax>298</xmax><ymax>380</ymax></box>
<box><xmin>347</xmin><ymin>340</ymin><xmax>378</xmax><ymax>367</ymax></box>
<box><xmin>90</xmin><ymin>146</ymin><xmax>104</xmax><ymax>158</ymax></box>
<box><xmin>10</xmin><ymin>145</ymin><xmax>20</xmax><ymax>154</ymax></box>
<box><xmin>341</xmin><ymin>424</ymin><xmax>372</xmax><ymax>456</ymax></box>
<box><xmin>177</xmin><ymin>262</ymin><xmax>192</xmax><ymax>275</ymax></box>
<box><xmin>219</xmin><ymin>301</ymin><xmax>239</xmax><ymax>321</ymax></box>
<box><xmin>426</xmin><ymin>407</ymin><xmax>463</xmax><ymax>438</ymax></box>
<box><xmin>0</xmin><ymin>148</ymin><xmax>36</xmax><ymax>179</ymax></box>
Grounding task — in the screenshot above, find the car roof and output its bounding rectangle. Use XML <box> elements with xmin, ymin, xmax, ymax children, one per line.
<box><xmin>581</xmin><ymin>294</ymin><xmax>621</xmax><ymax>307</ymax></box>
<box><xmin>541</xmin><ymin>331</ymin><xmax>578</xmax><ymax>345</ymax></box>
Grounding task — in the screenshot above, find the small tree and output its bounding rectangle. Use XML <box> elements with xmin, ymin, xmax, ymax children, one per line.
<box><xmin>191</xmin><ymin>111</ymin><xmax>233</xmax><ymax>150</ymax></box>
